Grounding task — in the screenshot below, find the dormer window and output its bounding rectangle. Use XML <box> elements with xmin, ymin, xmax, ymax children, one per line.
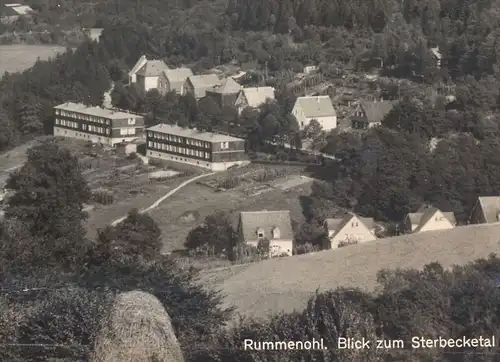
<box><xmin>272</xmin><ymin>227</ymin><xmax>280</xmax><ymax>239</ymax></box>
<box><xmin>257</xmin><ymin>228</ymin><xmax>265</xmax><ymax>238</ymax></box>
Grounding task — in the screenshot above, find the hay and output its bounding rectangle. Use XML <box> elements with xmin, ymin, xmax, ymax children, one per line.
<box><xmin>91</xmin><ymin>291</ymin><xmax>184</xmax><ymax>362</ymax></box>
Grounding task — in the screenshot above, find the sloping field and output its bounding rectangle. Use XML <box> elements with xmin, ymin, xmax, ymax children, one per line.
<box><xmin>0</xmin><ymin>45</ymin><xmax>66</xmax><ymax>74</ymax></box>
<box><xmin>204</xmin><ymin>223</ymin><xmax>500</xmax><ymax>321</ymax></box>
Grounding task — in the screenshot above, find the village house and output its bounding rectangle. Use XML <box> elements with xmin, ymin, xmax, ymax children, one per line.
<box><xmin>234</xmin><ymin>87</ymin><xmax>275</xmax><ymax>114</ymax></box>
<box><xmin>128</xmin><ymin>55</ymin><xmax>169</xmax><ymax>91</ymax></box>
<box><xmin>292</xmin><ymin>96</ymin><xmax>337</xmax><ymax>131</ymax></box>
<box><xmin>146</xmin><ymin>123</ymin><xmax>248</xmax><ymax>171</ymax></box>
<box><xmin>183</xmin><ymin>74</ymin><xmax>221</xmax><ymax>99</ymax></box>
<box><xmin>158</xmin><ymin>68</ymin><xmax>193</xmax><ymax>95</ymax></box>
<box><xmin>404</xmin><ymin>205</ymin><xmax>456</xmax><ymax>233</ymax></box>
<box><xmin>53</xmin><ymin>102</ymin><xmax>144</xmax><ymax>146</ymax></box>
<box><xmin>324</xmin><ymin>213</ymin><xmax>377</xmax><ymax>249</ymax></box>
<box><xmin>1</xmin><ymin>3</ymin><xmax>34</xmax><ymax>24</ymax></box>
<box><xmin>83</xmin><ymin>28</ymin><xmax>104</xmax><ymax>43</ymax></box>
<box><xmin>237</xmin><ymin>210</ymin><xmax>294</xmax><ymax>257</ymax></box>
<box><xmin>205</xmin><ymin>78</ymin><xmax>241</xmax><ymax>108</ymax></box>
<box><xmin>469</xmin><ymin>196</ymin><xmax>500</xmax><ymax>224</ymax></box>
<box><xmin>351</xmin><ymin>100</ymin><xmax>394</xmax><ymax>129</ymax></box>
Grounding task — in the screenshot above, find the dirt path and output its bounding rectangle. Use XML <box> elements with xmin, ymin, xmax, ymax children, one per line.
<box><xmin>110</xmin><ymin>172</ymin><xmax>215</xmax><ymax>226</ymax></box>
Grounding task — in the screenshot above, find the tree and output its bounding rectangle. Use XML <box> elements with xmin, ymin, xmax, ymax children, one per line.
<box><xmin>4</xmin><ymin>140</ymin><xmax>91</xmax><ymax>268</ymax></box>
<box><xmin>302</xmin><ymin>119</ymin><xmax>323</xmax><ymax>140</ymax></box>
<box><xmin>93</xmin><ymin>209</ymin><xmax>163</xmax><ymax>263</ymax></box>
<box><xmin>184</xmin><ymin>211</ymin><xmax>237</xmax><ymax>256</ymax></box>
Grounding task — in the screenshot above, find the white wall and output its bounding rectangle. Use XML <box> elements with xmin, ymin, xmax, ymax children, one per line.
<box><xmin>418</xmin><ymin>212</ymin><xmax>455</xmax><ymax>233</ymax></box>
<box><xmin>246</xmin><ymin>240</ymin><xmax>293</xmax><ymax>257</ymax></box>
<box><xmin>144</xmin><ymin>76</ymin><xmax>160</xmax><ymax>92</ymax></box>
<box><xmin>147</xmin><ymin>149</ymin><xmax>248</xmax><ymax>171</ymax></box>
<box><xmin>302</xmin><ymin>116</ymin><xmax>337</xmax><ymax>131</ymax></box>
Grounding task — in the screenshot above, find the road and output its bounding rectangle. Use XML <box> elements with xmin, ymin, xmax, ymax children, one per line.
<box><xmin>110</xmin><ymin>172</ymin><xmax>215</xmax><ymax>226</ymax></box>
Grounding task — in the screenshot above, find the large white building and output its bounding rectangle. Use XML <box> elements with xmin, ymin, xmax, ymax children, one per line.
<box><xmin>53</xmin><ymin>102</ymin><xmax>145</xmax><ymax>146</ymax></box>
<box><xmin>291</xmin><ymin>96</ymin><xmax>337</xmax><ymax>131</ymax></box>
<box><xmin>146</xmin><ymin>123</ymin><xmax>248</xmax><ymax>171</ymax></box>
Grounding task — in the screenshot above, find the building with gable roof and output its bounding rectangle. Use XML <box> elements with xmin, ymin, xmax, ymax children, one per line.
<box><xmin>53</xmin><ymin>102</ymin><xmax>144</xmax><ymax>146</ymax></box>
<box><xmin>237</xmin><ymin>210</ymin><xmax>294</xmax><ymax>257</ymax></box>
<box><xmin>351</xmin><ymin>100</ymin><xmax>394</xmax><ymax>129</ymax></box>
<box><xmin>1</xmin><ymin>3</ymin><xmax>34</xmax><ymax>23</ymax></box>
<box><xmin>234</xmin><ymin>87</ymin><xmax>275</xmax><ymax>114</ymax></box>
<box><xmin>158</xmin><ymin>68</ymin><xmax>193</xmax><ymax>95</ymax></box>
<box><xmin>183</xmin><ymin>74</ymin><xmax>221</xmax><ymax>99</ymax></box>
<box><xmin>291</xmin><ymin>96</ymin><xmax>337</xmax><ymax>131</ymax></box>
<box><xmin>128</xmin><ymin>55</ymin><xmax>169</xmax><ymax>91</ymax></box>
<box><xmin>206</xmin><ymin>78</ymin><xmax>241</xmax><ymax>108</ymax></box>
<box><xmin>324</xmin><ymin>213</ymin><xmax>377</xmax><ymax>249</ymax></box>
<box><xmin>404</xmin><ymin>205</ymin><xmax>456</xmax><ymax>233</ymax></box>
<box><xmin>146</xmin><ymin>123</ymin><xmax>248</xmax><ymax>171</ymax></box>
<box><xmin>469</xmin><ymin>196</ymin><xmax>500</xmax><ymax>224</ymax></box>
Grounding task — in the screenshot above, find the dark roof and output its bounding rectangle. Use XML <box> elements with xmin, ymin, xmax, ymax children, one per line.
<box><xmin>136</xmin><ymin>60</ymin><xmax>169</xmax><ymax>77</ymax></box>
<box><xmin>239</xmin><ymin>210</ymin><xmax>293</xmax><ymax>241</ymax></box>
<box><xmin>359</xmin><ymin>100</ymin><xmax>395</xmax><ymax>123</ymax></box>
<box><xmin>207</xmin><ymin>78</ymin><xmax>241</xmax><ymax>95</ymax></box>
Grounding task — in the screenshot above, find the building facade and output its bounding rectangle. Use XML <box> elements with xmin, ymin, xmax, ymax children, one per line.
<box><xmin>53</xmin><ymin>102</ymin><xmax>145</xmax><ymax>146</ymax></box>
<box><xmin>292</xmin><ymin>96</ymin><xmax>337</xmax><ymax>131</ymax></box>
<box><xmin>237</xmin><ymin>210</ymin><xmax>294</xmax><ymax>257</ymax></box>
<box><xmin>404</xmin><ymin>206</ymin><xmax>456</xmax><ymax>233</ymax></box>
<box><xmin>146</xmin><ymin>123</ymin><xmax>248</xmax><ymax>171</ymax></box>
<box><xmin>324</xmin><ymin>213</ymin><xmax>377</xmax><ymax>249</ymax></box>
<box><xmin>234</xmin><ymin>86</ymin><xmax>275</xmax><ymax>114</ymax></box>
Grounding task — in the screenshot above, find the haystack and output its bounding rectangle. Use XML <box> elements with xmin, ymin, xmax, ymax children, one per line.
<box><xmin>91</xmin><ymin>291</ymin><xmax>184</xmax><ymax>362</ymax></box>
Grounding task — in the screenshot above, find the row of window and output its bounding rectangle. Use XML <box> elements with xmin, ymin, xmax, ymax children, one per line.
<box><xmin>56</xmin><ymin>119</ymin><xmax>78</xmax><ymax>129</ymax></box>
<box><xmin>120</xmin><ymin>127</ymin><xmax>136</xmax><ymax>136</ymax></box>
<box><xmin>55</xmin><ymin>109</ymin><xmax>138</xmax><ymax>125</ymax></box>
<box><xmin>147</xmin><ymin>132</ymin><xmax>211</xmax><ymax>148</ymax></box>
<box><xmin>55</xmin><ymin>110</ymin><xmax>112</xmax><ymax>125</ymax></box>
<box><xmin>82</xmin><ymin>124</ymin><xmax>110</xmax><ymax>135</ymax></box>
<box><xmin>148</xmin><ymin>142</ymin><xmax>210</xmax><ymax>159</ymax></box>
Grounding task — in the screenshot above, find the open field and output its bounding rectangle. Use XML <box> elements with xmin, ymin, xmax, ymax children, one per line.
<box><xmin>149</xmin><ymin>164</ymin><xmax>314</xmax><ymax>253</ymax></box>
<box><xmin>201</xmin><ymin>223</ymin><xmax>500</xmax><ymax>322</ymax></box>
<box><xmin>0</xmin><ymin>45</ymin><xmax>67</xmax><ymax>74</ymax></box>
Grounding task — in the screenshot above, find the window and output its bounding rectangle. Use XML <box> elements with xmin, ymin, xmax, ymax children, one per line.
<box><xmin>257</xmin><ymin>228</ymin><xmax>265</xmax><ymax>238</ymax></box>
<box><xmin>221</xmin><ymin>141</ymin><xmax>229</xmax><ymax>149</ymax></box>
<box><xmin>148</xmin><ymin>131</ymin><xmax>152</xmax><ymax>137</ymax></box>
<box><xmin>272</xmin><ymin>227</ymin><xmax>280</xmax><ymax>239</ymax></box>
<box><xmin>128</xmin><ymin>118</ymin><xmax>136</xmax><ymax>125</ymax></box>
<box><xmin>205</xmin><ymin>152</ymin><xmax>210</xmax><ymax>159</ymax></box>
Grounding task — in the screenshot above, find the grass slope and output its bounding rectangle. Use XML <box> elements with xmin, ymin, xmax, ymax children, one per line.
<box><xmin>204</xmin><ymin>224</ymin><xmax>500</xmax><ymax>321</ymax></box>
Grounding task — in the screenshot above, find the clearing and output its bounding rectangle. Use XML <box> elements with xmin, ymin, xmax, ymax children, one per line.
<box><xmin>0</xmin><ymin>45</ymin><xmax>67</xmax><ymax>74</ymax></box>
<box><xmin>201</xmin><ymin>223</ymin><xmax>500</xmax><ymax>322</ymax></box>
<box><xmin>149</xmin><ymin>164</ymin><xmax>315</xmax><ymax>253</ymax></box>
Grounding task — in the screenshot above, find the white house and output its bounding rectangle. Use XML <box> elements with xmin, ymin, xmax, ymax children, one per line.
<box><xmin>237</xmin><ymin>210</ymin><xmax>294</xmax><ymax>257</ymax></box>
<box><xmin>324</xmin><ymin>213</ymin><xmax>377</xmax><ymax>249</ymax></box>
<box><xmin>291</xmin><ymin>96</ymin><xmax>337</xmax><ymax>131</ymax></box>
<box><xmin>234</xmin><ymin>86</ymin><xmax>275</xmax><ymax>114</ymax></box>
<box><xmin>404</xmin><ymin>205</ymin><xmax>456</xmax><ymax>233</ymax></box>
<box><xmin>128</xmin><ymin>55</ymin><xmax>169</xmax><ymax>91</ymax></box>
